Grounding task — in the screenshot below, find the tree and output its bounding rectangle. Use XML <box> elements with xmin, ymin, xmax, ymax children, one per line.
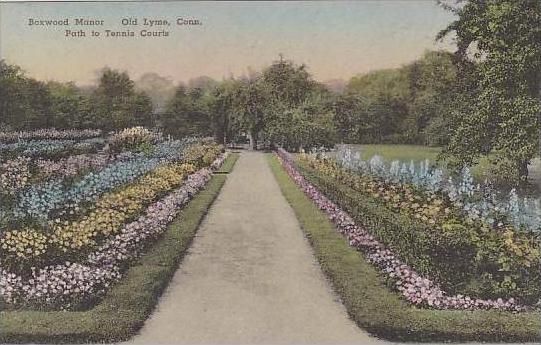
<box><xmin>47</xmin><ymin>81</ymin><xmax>98</xmax><ymax>129</ymax></box>
<box><xmin>258</xmin><ymin>56</ymin><xmax>336</xmax><ymax>151</ymax></box>
<box><xmin>186</xmin><ymin>57</ymin><xmax>337</xmax><ymax>151</ymax></box>
<box><xmin>21</xmin><ymin>78</ymin><xmax>52</xmax><ymax>129</ymax></box>
<box><xmin>0</xmin><ymin>61</ymin><xmax>27</xmax><ymax>129</ymax></box>
<box><xmin>135</xmin><ymin>73</ymin><xmax>176</xmax><ymax>113</ymax></box>
<box><xmin>333</xmin><ymin>93</ymin><xmax>363</xmax><ymax>142</ymax></box>
<box><xmin>438</xmin><ymin>0</ymin><xmax>541</xmax><ymax>185</ymax></box>
<box><xmin>338</xmin><ymin>51</ymin><xmax>458</xmax><ymax>145</ymax></box>
<box><xmin>208</xmin><ymin>79</ymin><xmax>242</xmax><ymax>144</ymax></box>
<box><xmin>187</xmin><ymin>76</ymin><xmax>219</xmax><ymax>92</ymax></box>
<box><xmin>93</xmin><ymin>68</ymin><xmax>153</xmax><ymax>130</ymax></box>
<box><xmin>406</xmin><ymin>51</ymin><xmax>457</xmax><ymax>146</ymax></box>
<box><xmin>265</xmin><ymin>105</ymin><xmax>336</xmax><ymax>152</ymax></box>
<box><xmin>161</xmin><ymin>85</ymin><xmax>212</xmax><ymax>138</ymax></box>
<box><xmin>261</xmin><ymin>55</ymin><xmax>315</xmax><ymax>107</ymax></box>
<box><xmin>344</xmin><ymin>68</ymin><xmax>410</xmax><ymax>143</ymax></box>
<box><xmin>232</xmin><ymin>79</ymin><xmax>269</xmax><ymax>149</ymax></box>
<box><xmin>0</xmin><ymin>61</ymin><xmax>53</xmax><ymax>130</ymax></box>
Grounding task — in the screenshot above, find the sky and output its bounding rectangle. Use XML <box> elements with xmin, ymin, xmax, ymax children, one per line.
<box><xmin>0</xmin><ymin>1</ymin><xmax>457</xmax><ymax>86</ymax></box>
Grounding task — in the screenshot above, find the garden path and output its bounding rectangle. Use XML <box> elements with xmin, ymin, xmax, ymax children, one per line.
<box><xmin>130</xmin><ymin>150</ymin><xmax>380</xmax><ymax>344</ymax></box>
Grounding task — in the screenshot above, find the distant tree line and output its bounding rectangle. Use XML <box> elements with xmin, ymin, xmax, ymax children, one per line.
<box><xmin>0</xmin><ymin>62</ymin><xmax>153</xmax><ymax>131</ymax></box>
<box><xmin>0</xmin><ymin>53</ymin><xmax>454</xmax><ymax>148</ymax></box>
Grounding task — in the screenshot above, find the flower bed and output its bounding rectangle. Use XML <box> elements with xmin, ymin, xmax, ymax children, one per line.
<box><xmin>297</xmin><ymin>153</ymin><xmax>540</xmax><ymax>303</ymax></box>
<box><xmin>334</xmin><ymin>147</ymin><xmax>541</xmax><ymax>233</ymax></box>
<box><xmin>0</xmin><ymin>132</ymin><xmax>187</xmax><ymax>202</ymax></box>
<box><xmin>0</xmin><ymin>152</ymin><xmax>228</xmax><ymax>310</ymax></box>
<box><xmin>0</xmin><ymin>138</ymin><xmax>105</xmax><ymax>159</ymax></box>
<box><xmin>0</xmin><ymin>158</ymin><xmax>31</xmax><ymax>196</ymax></box>
<box><xmin>0</xmin><ymin>128</ymin><xmax>102</xmax><ymax>143</ymax></box>
<box><xmin>0</xmin><ymin>125</ymin><xmax>225</xmax><ymax>311</ymax></box>
<box><xmin>276</xmin><ymin>148</ymin><xmax>539</xmax><ymax>311</ymax></box>
<box><xmin>1</xmin><ymin>153</ymin><xmax>116</xmax><ymax>207</ymax></box>
<box><xmin>1</xmin><ymin>142</ymin><xmax>223</xmax><ymax>269</ymax></box>
<box><xmin>34</xmin><ymin>153</ymin><xmax>112</xmax><ymax>180</ymax></box>
<box><xmin>10</xmin><ymin>139</ymin><xmax>196</xmax><ymax>221</ymax></box>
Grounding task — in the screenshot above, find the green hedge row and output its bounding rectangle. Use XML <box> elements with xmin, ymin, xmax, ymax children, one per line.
<box><xmin>268</xmin><ymin>154</ymin><xmax>541</xmax><ymax>342</ymax></box>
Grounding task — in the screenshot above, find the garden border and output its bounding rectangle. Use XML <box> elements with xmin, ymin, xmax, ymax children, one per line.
<box><xmin>214</xmin><ymin>151</ymin><xmax>240</xmax><ymax>174</ymax></box>
<box><xmin>267</xmin><ymin>153</ymin><xmax>541</xmax><ymax>343</ymax></box>
<box><xmin>0</xmin><ymin>153</ymin><xmax>238</xmax><ymax>344</ymax></box>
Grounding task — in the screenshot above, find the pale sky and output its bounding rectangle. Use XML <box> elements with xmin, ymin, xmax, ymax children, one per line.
<box><xmin>0</xmin><ymin>1</ymin><xmax>457</xmax><ymax>85</ymax></box>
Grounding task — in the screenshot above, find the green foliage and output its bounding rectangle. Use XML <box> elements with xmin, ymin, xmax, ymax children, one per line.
<box><xmin>334</xmin><ymin>92</ymin><xmax>404</xmax><ymax>144</ymax></box>
<box><xmin>159</xmin><ymin>56</ymin><xmax>338</xmax><ymax>151</ymax></box>
<box><xmin>261</xmin><ymin>55</ymin><xmax>316</xmax><ymax>107</ymax></box>
<box><xmin>336</xmin><ymin>51</ymin><xmax>458</xmax><ymax>145</ymax></box>
<box><xmin>0</xmin><ymin>60</ymin><xmax>54</xmax><ymax>130</ymax></box>
<box><xmin>232</xmin><ymin>79</ymin><xmax>270</xmax><ymax>148</ymax></box>
<box><xmin>208</xmin><ymin>79</ymin><xmax>242</xmax><ymax>144</ymax></box>
<box><xmin>439</xmin><ymin>0</ymin><xmax>541</xmax><ymax>184</ymax></box>
<box><xmin>0</xmin><ymin>62</ymin><xmax>154</xmax><ymax>131</ymax></box>
<box><xmin>93</xmin><ymin>68</ymin><xmax>153</xmax><ymax>130</ymax></box>
<box><xmin>265</xmin><ymin>109</ymin><xmax>317</xmax><ymax>152</ymax></box>
<box><xmin>245</xmin><ymin>56</ymin><xmax>338</xmax><ymax>151</ymax></box>
<box><xmin>407</xmin><ymin>51</ymin><xmax>458</xmax><ymax>146</ymax></box>
<box><xmin>161</xmin><ymin>85</ymin><xmax>213</xmax><ymax>138</ymax></box>
<box><xmin>46</xmin><ymin>81</ymin><xmax>96</xmax><ymax>129</ymax></box>
<box><xmin>265</xmin><ymin>100</ymin><xmax>336</xmax><ymax>152</ymax></box>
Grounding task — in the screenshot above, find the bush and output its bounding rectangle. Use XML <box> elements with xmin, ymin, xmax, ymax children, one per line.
<box><xmin>106</xmin><ymin>126</ymin><xmax>161</xmax><ymax>153</ymax></box>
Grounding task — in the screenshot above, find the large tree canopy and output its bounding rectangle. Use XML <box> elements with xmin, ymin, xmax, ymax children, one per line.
<box><xmin>93</xmin><ymin>68</ymin><xmax>153</xmax><ymax>130</ymax></box>
<box><xmin>438</xmin><ymin>0</ymin><xmax>541</xmax><ymax>184</ymax></box>
<box><xmin>161</xmin><ymin>85</ymin><xmax>213</xmax><ymax>138</ymax></box>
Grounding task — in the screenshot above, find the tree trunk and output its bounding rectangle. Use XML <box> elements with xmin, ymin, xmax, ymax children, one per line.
<box><xmin>518</xmin><ymin>159</ymin><xmax>529</xmax><ymax>186</ymax></box>
<box><xmin>251</xmin><ymin>130</ymin><xmax>258</xmax><ymax>150</ymax></box>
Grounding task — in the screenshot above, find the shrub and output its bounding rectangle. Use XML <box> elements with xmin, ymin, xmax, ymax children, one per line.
<box><xmin>106</xmin><ymin>126</ymin><xmax>161</xmax><ymax>153</ymax></box>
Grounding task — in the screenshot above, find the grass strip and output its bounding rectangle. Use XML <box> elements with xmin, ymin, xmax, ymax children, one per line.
<box><xmin>0</xmin><ymin>153</ymin><xmax>238</xmax><ymax>343</ymax></box>
<box><xmin>266</xmin><ymin>153</ymin><xmax>541</xmax><ymax>343</ymax></box>
<box><xmin>214</xmin><ymin>152</ymin><xmax>239</xmax><ymax>173</ymax></box>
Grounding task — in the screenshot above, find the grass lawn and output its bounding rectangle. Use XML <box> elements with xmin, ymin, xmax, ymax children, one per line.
<box><xmin>267</xmin><ymin>153</ymin><xmax>541</xmax><ymax>343</ymax></box>
<box><xmin>0</xmin><ymin>153</ymin><xmax>238</xmax><ymax>343</ymax></box>
<box><xmin>346</xmin><ymin>144</ymin><xmax>441</xmax><ymax>163</ymax></box>
<box><xmin>339</xmin><ymin>144</ymin><xmax>541</xmax><ymax>196</ymax></box>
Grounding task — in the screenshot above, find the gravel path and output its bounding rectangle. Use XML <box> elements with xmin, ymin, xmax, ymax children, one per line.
<box><xmin>131</xmin><ymin>151</ymin><xmax>379</xmax><ymax>344</ymax></box>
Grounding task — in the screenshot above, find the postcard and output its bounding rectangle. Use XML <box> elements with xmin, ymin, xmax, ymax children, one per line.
<box><xmin>0</xmin><ymin>1</ymin><xmax>540</xmax><ymax>344</ymax></box>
